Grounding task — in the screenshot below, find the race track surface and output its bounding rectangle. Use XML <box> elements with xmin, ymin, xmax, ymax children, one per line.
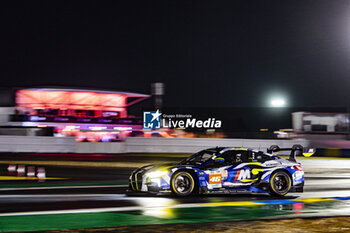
<box><xmin>1</xmin><ymin>153</ymin><xmax>350</xmax><ymax>232</ymax></box>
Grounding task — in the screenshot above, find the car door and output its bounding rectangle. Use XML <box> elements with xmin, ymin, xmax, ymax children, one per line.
<box><xmin>204</xmin><ymin>150</ymin><xmax>245</xmax><ymax>189</ymax></box>
<box><xmin>203</xmin><ymin>150</ymin><xmax>235</xmax><ymax>189</ymax></box>
<box><xmin>220</xmin><ymin>150</ymin><xmax>262</xmax><ymax>188</ymax></box>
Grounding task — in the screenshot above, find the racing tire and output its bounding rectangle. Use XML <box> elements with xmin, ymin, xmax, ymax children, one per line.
<box><xmin>171</xmin><ymin>171</ymin><xmax>196</xmax><ymax>197</ymax></box>
<box><xmin>268</xmin><ymin>170</ymin><xmax>292</xmax><ymax>196</ymax></box>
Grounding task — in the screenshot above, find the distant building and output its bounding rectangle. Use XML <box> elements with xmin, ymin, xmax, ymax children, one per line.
<box><xmin>4</xmin><ymin>88</ymin><xmax>149</xmax><ymax>141</ymax></box>
<box><xmin>292</xmin><ymin>112</ymin><xmax>349</xmax><ymax>134</ymax></box>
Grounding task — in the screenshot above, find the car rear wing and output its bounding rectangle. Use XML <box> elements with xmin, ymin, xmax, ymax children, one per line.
<box><xmin>267</xmin><ymin>144</ymin><xmax>316</xmax><ymax>162</ymax></box>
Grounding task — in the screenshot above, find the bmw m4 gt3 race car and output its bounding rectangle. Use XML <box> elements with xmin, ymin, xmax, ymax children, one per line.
<box><xmin>128</xmin><ymin>145</ymin><xmax>315</xmax><ymax>197</ymax></box>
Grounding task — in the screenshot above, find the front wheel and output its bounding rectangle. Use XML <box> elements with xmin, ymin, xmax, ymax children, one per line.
<box><xmin>171</xmin><ymin>171</ymin><xmax>195</xmax><ymax>197</ymax></box>
<box><xmin>269</xmin><ymin>170</ymin><xmax>291</xmax><ymax>196</ymax></box>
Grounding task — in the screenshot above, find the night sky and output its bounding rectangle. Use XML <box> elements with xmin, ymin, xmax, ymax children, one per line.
<box><xmin>1</xmin><ymin>1</ymin><xmax>350</xmax><ymax>108</ymax></box>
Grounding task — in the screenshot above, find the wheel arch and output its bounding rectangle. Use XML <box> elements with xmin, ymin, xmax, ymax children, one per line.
<box><xmin>171</xmin><ymin>169</ymin><xmax>200</xmax><ymax>193</ymax></box>
<box><xmin>270</xmin><ymin>168</ymin><xmax>293</xmax><ymax>186</ymax></box>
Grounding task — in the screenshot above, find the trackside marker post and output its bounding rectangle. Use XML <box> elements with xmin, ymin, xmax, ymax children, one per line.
<box><xmin>27</xmin><ymin>166</ymin><xmax>36</xmax><ymax>179</ymax></box>
<box><xmin>37</xmin><ymin>167</ymin><xmax>46</xmax><ymax>182</ymax></box>
<box><xmin>17</xmin><ymin>165</ymin><xmax>25</xmax><ymax>177</ymax></box>
<box><xmin>7</xmin><ymin>164</ymin><xmax>16</xmax><ymax>175</ymax></box>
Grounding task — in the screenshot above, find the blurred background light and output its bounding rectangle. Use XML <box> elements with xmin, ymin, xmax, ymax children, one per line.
<box><xmin>270</xmin><ymin>98</ymin><xmax>286</xmax><ymax>107</ymax></box>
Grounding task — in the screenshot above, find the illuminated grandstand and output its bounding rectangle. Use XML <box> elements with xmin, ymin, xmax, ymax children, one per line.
<box><xmin>10</xmin><ymin>88</ymin><xmax>150</xmax><ymax>141</ymax></box>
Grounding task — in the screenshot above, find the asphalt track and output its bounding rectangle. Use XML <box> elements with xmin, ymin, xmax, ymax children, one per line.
<box><xmin>1</xmin><ymin>153</ymin><xmax>350</xmax><ymax>232</ymax></box>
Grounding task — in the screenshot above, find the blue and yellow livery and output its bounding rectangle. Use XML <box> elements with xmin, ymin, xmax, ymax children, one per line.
<box><xmin>128</xmin><ymin>145</ymin><xmax>314</xmax><ymax>197</ymax></box>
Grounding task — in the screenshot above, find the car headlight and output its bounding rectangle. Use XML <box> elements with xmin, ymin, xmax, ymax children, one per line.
<box><xmin>146</xmin><ymin>170</ymin><xmax>168</xmax><ymax>178</ymax></box>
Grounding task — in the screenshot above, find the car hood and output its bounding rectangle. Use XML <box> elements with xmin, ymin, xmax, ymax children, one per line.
<box><xmin>135</xmin><ymin>162</ymin><xmax>199</xmax><ymax>173</ymax></box>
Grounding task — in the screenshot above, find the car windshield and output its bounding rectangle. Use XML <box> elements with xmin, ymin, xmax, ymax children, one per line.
<box><xmin>179</xmin><ymin>150</ymin><xmax>217</xmax><ymax>165</ymax></box>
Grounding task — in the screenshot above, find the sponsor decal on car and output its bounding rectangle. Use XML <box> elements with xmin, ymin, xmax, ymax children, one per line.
<box><xmin>209</xmin><ymin>174</ymin><xmax>222</xmax><ymax>184</ymax></box>
<box><xmin>221</xmin><ymin>170</ymin><xmax>228</xmax><ymax>180</ymax></box>
<box><xmin>234</xmin><ymin>169</ymin><xmax>251</xmax><ymax>181</ymax></box>
<box><xmin>293</xmin><ymin>170</ymin><xmax>304</xmax><ymax>183</ymax></box>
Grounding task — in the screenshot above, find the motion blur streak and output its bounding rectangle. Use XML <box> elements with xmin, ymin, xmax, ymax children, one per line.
<box><xmin>1</xmin><ymin>154</ymin><xmax>350</xmax><ymax>232</ymax></box>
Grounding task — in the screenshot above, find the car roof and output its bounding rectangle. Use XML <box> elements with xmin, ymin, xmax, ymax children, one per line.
<box><xmin>221</xmin><ymin>147</ymin><xmax>270</xmax><ymax>154</ymax></box>
<box><xmin>206</xmin><ymin>147</ymin><xmax>269</xmax><ymax>155</ymax></box>
<box><xmin>206</xmin><ymin>147</ymin><xmax>228</xmax><ymax>153</ymax></box>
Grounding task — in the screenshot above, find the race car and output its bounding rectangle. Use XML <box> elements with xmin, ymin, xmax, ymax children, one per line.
<box><xmin>128</xmin><ymin>144</ymin><xmax>315</xmax><ymax>197</ymax></box>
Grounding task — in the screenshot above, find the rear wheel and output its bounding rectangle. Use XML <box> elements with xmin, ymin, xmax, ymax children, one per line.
<box><xmin>269</xmin><ymin>170</ymin><xmax>291</xmax><ymax>196</ymax></box>
<box><xmin>171</xmin><ymin>171</ymin><xmax>195</xmax><ymax>197</ymax></box>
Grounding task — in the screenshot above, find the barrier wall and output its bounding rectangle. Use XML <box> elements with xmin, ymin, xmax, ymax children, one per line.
<box><xmin>0</xmin><ymin>136</ymin><xmax>310</xmax><ymax>154</ymax></box>
<box><xmin>0</xmin><ymin>135</ymin><xmax>76</xmax><ymax>153</ymax></box>
<box><xmin>124</xmin><ymin>137</ymin><xmax>309</xmax><ymax>154</ymax></box>
<box><xmin>76</xmin><ymin>142</ymin><xmax>125</xmax><ymax>154</ymax></box>
<box><xmin>0</xmin><ymin>135</ymin><xmax>347</xmax><ymax>158</ymax></box>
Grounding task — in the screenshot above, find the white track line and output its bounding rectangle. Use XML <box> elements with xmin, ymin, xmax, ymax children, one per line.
<box><xmin>0</xmin><ymin>203</ymin><xmax>213</xmax><ymax>217</ymax></box>
<box><xmin>2</xmin><ymin>194</ymin><xmax>350</xmax><ymax>217</ymax></box>
<box><xmin>0</xmin><ymin>194</ymin><xmax>126</xmax><ymax>198</ymax></box>
<box><xmin>0</xmin><ymin>207</ymin><xmax>144</xmax><ymax>216</ymax></box>
<box><xmin>0</xmin><ymin>184</ymin><xmax>128</xmax><ymax>191</ymax></box>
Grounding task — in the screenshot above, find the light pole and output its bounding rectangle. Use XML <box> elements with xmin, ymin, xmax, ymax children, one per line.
<box><xmin>151</xmin><ymin>82</ymin><xmax>165</xmax><ymax>110</ymax></box>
